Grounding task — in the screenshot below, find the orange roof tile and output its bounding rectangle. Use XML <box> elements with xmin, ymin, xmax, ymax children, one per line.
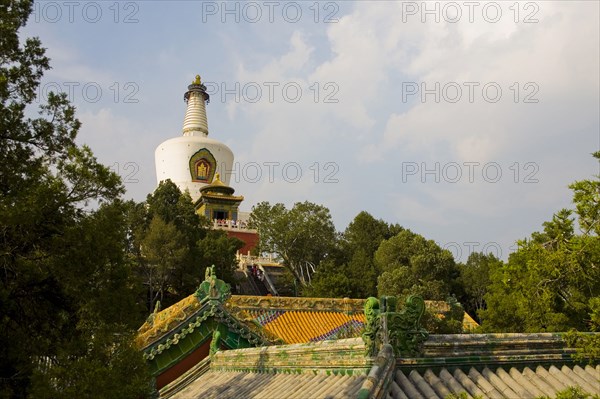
<box><xmin>261</xmin><ymin>310</ymin><xmax>366</xmax><ymax>344</ymax></box>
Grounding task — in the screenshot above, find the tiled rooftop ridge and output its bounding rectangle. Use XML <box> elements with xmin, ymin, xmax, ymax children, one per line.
<box><xmin>227</xmin><ymin>295</ymin><xmax>367</xmax><ymax>313</ymax></box>
<box><xmin>166</xmin><ymin>363</ymin><xmax>599</xmax><ymax>399</ymax></box>
<box><xmin>166</xmin><ymin>335</ymin><xmax>600</xmax><ymax>399</ymax></box>
<box><xmin>210</xmin><ymin>337</ymin><xmax>372</xmax><ymax>375</ymax></box>
<box><xmin>399</xmin><ymin>333</ymin><xmax>580</xmax><ymax>370</ymax></box>
<box><xmin>171</xmin><ymin>370</ymin><xmax>367</xmax><ymax>399</ymax></box>
<box><xmin>139</xmin><ymin>293</ymin><xmax>480</xmax><ymax>350</ymax></box>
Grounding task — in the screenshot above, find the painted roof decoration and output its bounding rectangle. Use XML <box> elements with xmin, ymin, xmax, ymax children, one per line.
<box><xmin>139</xmin><ymin>293</ymin><xmax>480</xmax><ymax>351</ymax></box>
<box><xmin>136</xmin><ymin>294</ymin><xmax>201</xmax><ymax>349</ymax></box>
<box><xmin>137</xmin><ymin>268</ymin><xmax>275</xmax><ymax>389</ymax></box>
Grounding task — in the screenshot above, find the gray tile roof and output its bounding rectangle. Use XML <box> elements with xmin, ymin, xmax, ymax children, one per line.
<box><xmin>167</xmin><ymin>364</ymin><xmax>599</xmax><ymax>399</ymax></box>
<box><xmin>392</xmin><ymin>365</ymin><xmax>599</xmax><ymax>399</ymax></box>
<box><xmin>160</xmin><ymin>334</ymin><xmax>600</xmax><ymax>399</ymax></box>
<box><xmin>171</xmin><ymin>370</ymin><xmax>367</xmax><ymax>398</ymax></box>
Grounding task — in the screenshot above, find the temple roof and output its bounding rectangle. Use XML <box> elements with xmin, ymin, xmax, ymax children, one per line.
<box><xmin>199</xmin><ymin>173</ymin><xmax>238</xmax><ymax>196</ymax></box>
<box><xmin>167</xmin><ymin>364</ymin><xmax>600</xmax><ymax>399</ymax></box>
<box><xmin>249</xmin><ymin>309</ymin><xmax>365</xmax><ymax>344</ymax></box>
<box><xmin>391</xmin><ymin>364</ymin><xmax>600</xmax><ymax>399</ymax></box>
<box><xmin>138</xmin><ymin>294</ymin><xmax>480</xmax><ymax>350</ymax></box>
<box><xmin>171</xmin><ymin>370</ymin><xmax>366</xmax><ymax>398</ymax></box>
<box><xmin>137</xmin><ymin>295</ymin><xmax>201</xmax><ymax>349</ymax></box>
<box><xmin>163</xmin><ymin>334</ymin><xmax>600</xmax><ymax>399</ymax></box>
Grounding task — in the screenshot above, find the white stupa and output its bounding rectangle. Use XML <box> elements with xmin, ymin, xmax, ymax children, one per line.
<box><xmin>155</xmin><ymin>75</ymin><xmax>234</xmax><ymax>203</ymax></box>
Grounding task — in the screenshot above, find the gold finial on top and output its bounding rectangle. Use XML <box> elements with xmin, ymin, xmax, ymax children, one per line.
<box><xmin>193</xmin><ymin>75</ymin><xmax>201</xmax><ymax>85</ymax></box>
<box><xmin>213</xmin><ymin>173</ymin><xmax>221</xmax><ymax>182</ymax></box>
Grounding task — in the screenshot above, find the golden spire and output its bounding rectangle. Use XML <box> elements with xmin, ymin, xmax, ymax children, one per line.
<box><xmin>193</xmin><ymin>75</ymin><xmax>201</xmax><ymax>85</ymax></box>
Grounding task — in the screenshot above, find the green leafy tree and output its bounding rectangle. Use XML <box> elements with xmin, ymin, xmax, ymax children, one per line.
<box><xmin>570</xmin><ymin>151</ymin><xmax>600</xmax><ymax>236</ymax></box>
<box><xmin>457</xmin><ymin>252</ymin><xmax>502</xmax><ymax>323</ymax></box>
<box><xmin>308</xmin><ymin>211</ymin><xmax>402</xmax><ymax>298</ymax></box>
<box><xmin>341</xmin><ymin>211</ymin><xmax>403</xmax><ymax>259</ymax></box>
<box><xmin>304</xmin><ymin>259</ymin><xmax>355</xmax><ymax>298</ymax></box>
<box><xmin>249</xmin><ymin>201</ymin><xmax>337</xmax><ymax>287</ymax></box>
<box><xmin>421</xmin><ymin>296</ymin><xmax>465</xmax><ymax>334</ymax></box>
<box><xmin>196</xmin><ymin>229</ymin><xmax>243</xmax><ymax>285</ymax></box>
<box><xmin>536</xmin><ymin>386</ymin><xmax>600</xmax><ymax>399</ymax></box>
<box><xmin>376</xmin><ymin>230</ymin><xmax>459</xmax><ymax>300</ymax></box>
<box><xmin>128</xmin><ymin>180</ymin><xmax>241</xmax><ymax>311</ymax></box>
<box><xmin>480</xmin><ymin>153</ymin><xmax>600</xmax><ymax>333</ymax></box>
<box><xmin>141</xmin><ymin>216</ymin><xmax>188</xmax><ymax>311</ymax></box>
<box><xmin>0</xmin><ymin>1</ymin><xmax>152</xmax><ymax>396</ymax></box>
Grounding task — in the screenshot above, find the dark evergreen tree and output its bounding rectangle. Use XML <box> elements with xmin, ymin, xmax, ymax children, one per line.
<box><xmin>128</xmin><ymin>180</ymin><xmax>242</xmax><ymax>311</ymax></box>
<box><xmin>307</xmin><ymin>211</ymin><xmax>401</xmax><ymax>298</ymax></box>
<box><xmin>457</xmin><ymin>252</ymin><xmax>502</xmax><ymax>323</ymax></box>
<box><xmin>0</xmin><ymin>1</ymin><xmax>152</xmax><ymax>396</ymax></box>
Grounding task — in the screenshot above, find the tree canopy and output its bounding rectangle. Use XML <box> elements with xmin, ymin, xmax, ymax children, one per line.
<box><xmin>456</xmin><ymin>252</ymin><xmax>502</xmax><ymax>323</ymax></box>
<box><xmin>480</xmin><ymin>152</ymin><xmax>600</xmax><ymax>333</ymax></box>
<box><xmin>307</xmin><ymin>211</ymin><xmax>401</xmax><ymax>298</ymax></box>
<box><xmin>249</xmin><ymin>201</ymin><xmax>337</xmax><ymax>287</ymax></box>
<box><xmin>126</xmin><ymin>180</ymin><xmax>242</xmax><ymax>312</ymax></box>
<box><xmin>376</xmin><ymin>230</ymin><xmax>459</xmax><ymax>300</ymax></box>
<box><xmin>0</xmin><ymin>1</ymin><xmax>152</xmax><ymax>396</ymax></box>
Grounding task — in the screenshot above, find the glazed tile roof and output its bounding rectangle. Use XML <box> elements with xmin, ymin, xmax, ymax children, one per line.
<box><xmin>226</xmin><ymin>295</ymin><xmax>367</xmax><ymax>344</ymax></box>
<box><xmin>167</xmin><ymin>363</ymin><xmax>600</xmax><ymax>399</ymax></box>
<box><xmin>391</xmin><ymin>364</ymin><xmax>600</xmax><ymax>399</ymax></box>
<box><xmin>249</xmin><ymin>309</ymin><xmax>365</xmax><ymax>344</ymax></box>
<box><xmin>226</xmin><ymin>295</ymin><xmax>478</xmax><ymax>344</ymax></box>
<box><xmin>171</xmin><ymin>370</ymin><xmax>367</xmax><ymax>399</ymax></box>
<box><xmin>166</xmin><ymin>357</ymin><xmax>599</xmax><ymax>399</ymax></box>
<box><xmin>138</xmin><ymin>294</ymin><xmax>481</xmax><ymax>352</ymax></box>
<box><xmin>136</xmin><ymin>294</ymin><xmax>201</xmax><ymax>349</ymax></box>
<box><xmin>160</xmin><ymin>332</ymin><xmax>600</xmax><ymax>399</ymax></box>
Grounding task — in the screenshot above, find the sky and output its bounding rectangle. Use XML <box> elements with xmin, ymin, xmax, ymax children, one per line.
<box><xmin>22</xmin><ymin>0</ymin><xmax>599</xmax><ymax>262</ymax></box>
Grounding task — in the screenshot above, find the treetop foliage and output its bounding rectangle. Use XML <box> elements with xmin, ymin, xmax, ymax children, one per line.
<box><xmin>249</xmin><ymin>201</ymin><xmax>337</xmax><ymax>286</ymax></box>
<box><xmin>480</xmin><ymin>152</ymin><xmax>600</xmax><ymax>334</ymax></box>
<box><xmin>0</xmin><ymin>1</ymin><xmax>153</xmax><ymax>396</ymax></box>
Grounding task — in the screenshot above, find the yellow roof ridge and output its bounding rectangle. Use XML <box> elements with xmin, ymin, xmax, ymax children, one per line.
<box><xmin>136</xmin><ymin>294</ymin><xmax>200</xmax><ymax>348</ymax></box>
<box><xmin>228</xmin><ymin>295</ymin><xmax>366</xmax><ymax>313</ymax></box>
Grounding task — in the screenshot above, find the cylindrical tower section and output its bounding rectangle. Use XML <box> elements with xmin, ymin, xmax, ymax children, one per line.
<box><xmin>183</xmin><ymin>75</ymin><xmax>210</xmax><ymax>137</ymax></box>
